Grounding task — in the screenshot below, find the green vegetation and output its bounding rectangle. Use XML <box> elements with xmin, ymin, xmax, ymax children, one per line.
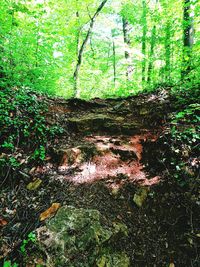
<box><xmin>3</xmin><ymin>261</ymin><xmax>18</xmax><ymax>267</ymax></box>
<box><xmin>0</xmin><ymin>87</ymin><xmax>63</xmax><ymax>181</ymax></box>
<box><xmin>0</xmin><ymin>0</ymin><xmax>199</xmax><ymax>98</ymax></box>
<box><xmin>20</xmin><ymin>232</ymin><xmax>36</xmax><ymax>255</ymax></box>
<box><xmin>0</xmin><ymin>0</ymin><xmax>199</xmax><ymax>266</ymax></box>
<box><xmin>169</xmin><ymin>102</ymin><xmax>199</xmax><ymax>185</ymax></box>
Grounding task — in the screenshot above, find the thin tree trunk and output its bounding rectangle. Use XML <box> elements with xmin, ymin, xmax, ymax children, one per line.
<box><xmin>9</xmin><ymin>9</ymin><xmax>15</xmax><ymax>70</ymax></box>
<box><xmin>122</xmin><ymin>17</ymin><xmax>133</xmax><ymax>80</ymax></box>
<box><xmin>75</xmin><ymin>0</ymin><xmax>80</xmax><ymax>59</ymax></box>
<box><xmin>73</xmin><ymin>0</ymin><xmax>108</xmax><ymax>97</ymax></box>
<box><xmin>142</xmin><ymin>0</ymin><xmax>147</xmax><ymax>83</ymax></box>
<box><xmin>182</xmin><ymin>0</ymin><xmax>194</xmax><ymax>77</ymax></box>
<box><xmin>107</xmin><ymin>42</ymin><xmax>111</xmax><ymax>68</ymax></box>
<box><xmin>35</xmin><ymin>23</ymin><xmax>40</xmax><ymax>68</ymax></box>
<box><xmin>165</xmin><ymin>21</ymin><xmax>171</xmax><ymax>82</ymax></box>
<box><xmin>147</xmin><ymin>26</ymin><xmax>156</xmax><ymax>82</ymax></box>
<box><xmin>112</xmin><ymin>39</ymin><xmax>116</xmax><ymax>86</ymax></box>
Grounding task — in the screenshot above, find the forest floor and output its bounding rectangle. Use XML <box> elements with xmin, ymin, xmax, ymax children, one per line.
<box><xmin>0</xmin><ymin>89</ymin><xmax>199</xmax><ymax>267</ymax></box>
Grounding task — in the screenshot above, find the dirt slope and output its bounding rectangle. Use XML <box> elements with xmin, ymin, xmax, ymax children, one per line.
<box><xmin>0</xmin><ymin>90</ymin><xmax>199</xmax><ymax>267</ymax></box>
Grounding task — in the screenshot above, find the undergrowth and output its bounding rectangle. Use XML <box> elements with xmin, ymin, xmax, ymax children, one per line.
<box><xmin>158</xmin><ymin>85</ymin><xmax>200</xmax><ymax>186</ymax></box>
<box><xmin>0</xmin><ymin>86</ymin><xmax>63</xmax><ymax>183</ymax></box>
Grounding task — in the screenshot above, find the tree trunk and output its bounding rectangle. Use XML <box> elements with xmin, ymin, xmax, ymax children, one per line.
<box><xmin>9</xmin><ymin>9</ymin><xmax>15</xmax><ymax>70</ymax></box>
<box><xmin>35</xmin><ymin>23</ymin><xmax>40</xmax><ymax>68</ymax></box>
<box><xmin>147</xmin><ymin>26</ymin><xmax>156</xmax><ymax>83</ymax></box>
<box><xmin>165</xmin><ymin>21</ymin><xmax>171</xmax><ymax>82</ymax></box>
<box><xmin>122</xmin><ymin>17</ymin><xmax>133</xmax><ymax>80</ymax></box>
<box><xmin>112</xmin><ymin>39</ymin><xmax>116</xmax><ymax>87</ymax></box>
<box><xmin>73</xmin><ymin>0</ymin><xmax>108</xmax><ymax>97</ymax></box>
<box><xmin>182</xmin><ymin>0</ymin><xmax>194</xmax><ymax>77</ymax></box>
<box><xmin>142</xmin><ymin>0</ymin><xmax>147</xmax><ymax>83</ymax></box>
<box><xmin>75</xmin><ymin>10</ymin><xmax>80</xmax><ymax>59</ymax></box>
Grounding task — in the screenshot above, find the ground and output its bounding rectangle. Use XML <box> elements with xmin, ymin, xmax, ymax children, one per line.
<box><xmin>0</xmin><ymin>90</ymin><xmax>199</xmax><ymax>267</ymax></box>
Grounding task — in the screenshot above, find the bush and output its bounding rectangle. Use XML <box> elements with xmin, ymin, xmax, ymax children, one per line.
<box><xmin>0</xmin><ymin>86</ymin><xmax>63</xmax><ymax>181</ymax></box>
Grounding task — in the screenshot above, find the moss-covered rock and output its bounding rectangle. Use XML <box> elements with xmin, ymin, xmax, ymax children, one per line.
<box><xmin>36</xmin><ymin>206</ymin><xmax>129</xmax><ymax>267</ymax></box>
<box><xmin>97</xmin><ymin>251</ymin><xmax>130</xmax><ymax>267</ymax></box>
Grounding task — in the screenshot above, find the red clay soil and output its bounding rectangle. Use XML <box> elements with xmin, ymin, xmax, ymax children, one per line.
<box><xmin>57</xmin><ymin>133</ymin><xmax>160</xmax><ymax>187</ymax></box>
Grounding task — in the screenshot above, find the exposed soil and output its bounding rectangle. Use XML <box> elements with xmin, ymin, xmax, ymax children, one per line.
<box><xmin>0</xmin><ymin>90</ymin><xmax>199</xmax><ymax>266</ymax></box>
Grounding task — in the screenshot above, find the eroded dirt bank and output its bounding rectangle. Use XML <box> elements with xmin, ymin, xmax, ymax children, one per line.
<box><xmin>0</xmin><ymin>90</ymin><xmax>199</xmax><ymax>266</ymax></box>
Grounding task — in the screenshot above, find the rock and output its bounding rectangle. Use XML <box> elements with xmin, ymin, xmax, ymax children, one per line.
<box><xmin>133</xmin><ymin>187</ymin><xmax>149</xmax><ymax>207</ymax></box>
<box><xmin>104</xmin><ymin>122</ymin><xmax>141</xmax><ymax>135</ymax></box>
<box><xmin>55</xmin><ymin>143</ymin><xmax>98</xmax><ymax>167</ymax></box>
<box><xmin>111</xmin><ymin>187</ymin><xmax>120</xmax><ymax>197</ymax></box>
<box><xmin>139</xmin><ymin>107</ymin><xmax>149</xmax><ymax>115</ymax></box>
<box><xmin>27</xmin><ymin>178</ymin><xmax>42</xmax><ymax>190</ymax></box>
<box><xmin>97</xmin><ymin>251</ymin><xmax>130</xmax><ymax>267</ymax></box>
<box><xmin>36</xmin><ymin>206</ymin><xmax>129</xmax><ymax>267</ymax></box>
<box><xmin>67</xmin><ymin>114</ymin><xmax>141</xmax><ymax>135</ymax></box>
<box><xmin>68</xmin><ymin>114</ymin><xmax>114</xmax><ymax>133</ymax></box>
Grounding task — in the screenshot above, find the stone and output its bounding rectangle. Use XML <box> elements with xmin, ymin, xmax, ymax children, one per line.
<box><xmin>27</xmin><ymin>178</ymin><xmax>42</xmax><ymax>191</ymax></box>
<box><xmin>97</xmin><ymin>251</ymin><xmax>130</xmax><ymax>267</ymax></box>
<box><xmin>36</xmin><ymin>206</ymin><xmax>129</xmax><ymax>267</ymax></box>
<box><xmin>67</xmin><ymin>114</ymin><xmax>139</xmax><ymax>135</ymax></box>
<box><xmin>68</xmin><ymin>114</ymin><xmax>114</xmax><ymax>132</ymax></box>
<box><xmin>139</xmin><ymin>107</ymin><xmax>149</xmax><ymax>115</ymax></box>
<box><xmin>133</xmin><ymin>187</ymin><xmax>149</xmax><ymax>207</ymax></box>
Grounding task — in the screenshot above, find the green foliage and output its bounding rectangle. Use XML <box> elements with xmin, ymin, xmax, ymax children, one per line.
<box><xmin>32</xmin><ymin>145</ymin><xmax>46</xmax><ymax>161</ymax></box>
<box><xmin>171</xmin><ymin>83</ymin><xmax>200</xmax><ymax>108</ymax></box>
<box><xmin>167</xmin><ymin>103</ymin><xmax>200</xmax><ymax>185</ymax></box>
<box><xmin>20</xmin><ymin>232</ymin><xmax>37</xmax><ymax>256</ymax></box>
<box><xmin>0</xmin><ymin>87</ymin><xmax>44</xmax><ymax>151</ymax></box>
<box><xmin>3</xmin><ymin>232</ymin><xmax>38</xmax><ymax>266</ymax></box>
<box><xmin>0</xmin><ymin>86</ymin><xmax>63</xmax><ymax>180</ymax></box>
<box><xmin>0</xmin><ymin>0</ymin><xmax>199</xmax><ymax>98</ymax></box>
<box><xmin>171</xmin><ymin>104</ymin><xmax>200</xmax><ymax>151</ymax></box>
<box><xmin>3</xmin><ymin>261</ymin><xmax>18</xmax><ymax>267</ymax></box>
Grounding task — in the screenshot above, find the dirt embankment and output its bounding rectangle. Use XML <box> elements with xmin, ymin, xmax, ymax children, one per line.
<box><xmin>1</xmin><ymin>90</ymin><xmax>199</xmax><ymax>267</ymax></box>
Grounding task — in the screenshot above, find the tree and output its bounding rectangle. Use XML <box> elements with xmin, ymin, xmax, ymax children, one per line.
<box><xmin>141</xmin><ymin>0</ymin><xmax>147</xmax><ymax>83</ymax></box>
<box><xmin>0</xmin><ymin>0</ymin><xmax>199</xmax><ymax>98</ymax></box>
<box><xmin>164</xmin><ymin>20</ymin><xmax>171</xmax><ymax>81</ymax></box>
<box><xmin>147</xmin><ymin>25</ymin><xmax>156</xmax><ymax>82</ymax></box>
<box><xmin>182</xmin><ymin>0</ymin><xmax>194</xmax><ymax>77</ymax></box>
<box><xmin>122</xmin><ymin>17</ymin><xmax>133</xmax><ymax>80</ymax></box>
<box><xmin>73</xmin><ymin>0</ymin><xmax>108</xmax><ymax>97</ymax></box>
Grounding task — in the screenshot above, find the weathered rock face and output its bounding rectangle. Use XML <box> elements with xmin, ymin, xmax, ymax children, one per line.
<box><xmin>46</xmin><ymin>89</ymin><xmax>170</xmax><ymax>136</ymax></box>
<box><xmin>67</xmin><ymin>113</ymin><xmax>142</xmax><ymax>135</ymax></box>
<box><xmin>36</xmin><ymin>206</ymin><xmax>129</xmax><ymax>267</ymax></box>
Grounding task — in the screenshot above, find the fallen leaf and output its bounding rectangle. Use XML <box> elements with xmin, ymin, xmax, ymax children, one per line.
<box><xmin>0</xmin><ymin>217</ymin><xmax>8</xmax><ymax>227</ymax></box>
<box><xmin>36</xmin><ymin>258</ymin><xmax>45</xmax><ymax>265</ymax></box>
<box><xmin>5</xmin><ymin>208</ymin><xmax>16</xmax><ymax>215</ymax></box>
<box><xmin>20</xmin><ymin>159</ymin><xmax>26</xmax><ymax>164</ymax></box>
<box><xmin>29</xmin><ymin>167</ymin><xmax>36</xmax><ymax>174</ymax></box>
<box><xmin>27</xmin><ymin>178</ymin><xmax>42</xmax><ymax>190</ymax></box>
<box><xmin>45</xmin><ymin>156</ymin><xmax>51</xmax><ymax>161</ymax></box>
<box><xmin>0</xmin><ymin>153</ymin><xmax>7</xmax><ymax>159</ymax></box>
<box><xmin>40</xmin><ymin>203</ymin><xmax>61</xmax><ymax>221</ymax></box>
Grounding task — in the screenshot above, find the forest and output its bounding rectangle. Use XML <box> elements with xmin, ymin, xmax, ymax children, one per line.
<box><xmin>0</xmin><ymin>0</ymin><xmax>199</xmax><ymax>266</ymax></box>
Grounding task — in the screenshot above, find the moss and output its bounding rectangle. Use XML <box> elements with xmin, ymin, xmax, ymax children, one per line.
<box><xmin>37</xmin><ymin>206</ymin><xmax>129</xmax><ymax>267</ymax></box>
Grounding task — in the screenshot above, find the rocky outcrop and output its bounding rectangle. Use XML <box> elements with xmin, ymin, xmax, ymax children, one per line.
<box><xmin>46</xmin><ymin>89</ymin><xmax>170</xmax><ymax>135</ymax></box>
<box><xmin>67</xmin><ymin>114</ymin><xmax>142</xmax><ymax>135</ymax></box>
